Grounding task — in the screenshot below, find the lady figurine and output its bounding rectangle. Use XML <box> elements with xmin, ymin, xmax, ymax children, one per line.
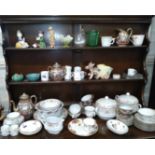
<box><xmin>15</xmin><ymin>30</ymin><xmax>29</xmax><ymax>48</ymax></box>
<box><xmin>36</xmin><ymin>31</ymin><xmax>46</xmax><ymax>48</ymax></box>
<box><xmin>48</xmin><ymin>26</ymin><xmax>55</xmax><ymax>48</ymax></box>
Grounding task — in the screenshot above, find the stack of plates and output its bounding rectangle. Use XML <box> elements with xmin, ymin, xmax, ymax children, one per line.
<box><xmin>134</xmin><ymin>108</ymin><xmax>155</xmax><ymax>132</ymax></box>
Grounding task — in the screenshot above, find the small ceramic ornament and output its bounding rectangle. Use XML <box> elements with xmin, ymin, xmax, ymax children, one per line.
<box><xmin>36</xmin><ymin>31</ymin><xmax>46</xmax><ymax>48</ymax></box>
<box><xmin>15</xmin><ymin>30</ymin><xmax>29</xmax><ymax>48</ymax></box>
<box><xmin>48</xmin><ymin>26</ymin><xmax>55</xmax><ymax>48</ymax></box>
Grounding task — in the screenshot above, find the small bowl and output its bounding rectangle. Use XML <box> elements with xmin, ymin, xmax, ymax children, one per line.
<box><xmin>26</xmin><ymin>73</ymin><xmax>40</xmax><ymax>81</ymax></box>
<box><xmin>12</xmin><ymin>73</ymin><xmax>24</xmax><ymax>82</ymax></box>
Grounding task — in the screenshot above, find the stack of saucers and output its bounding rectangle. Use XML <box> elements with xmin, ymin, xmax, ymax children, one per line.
<box><xmin>33</xmin><ymin>99</ymin><xmax>68</xmax><ymax>123</ymax></box>
<box><xmin>134</xmin><ymin>108</ymin><xmax>155</xmax><ymax>132</ymax></box>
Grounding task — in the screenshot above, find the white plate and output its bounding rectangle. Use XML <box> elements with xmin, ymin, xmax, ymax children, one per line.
<box><xmin>19</xmin><ymin>120</ymin><xmax>42</xmax><ymax>136</ymax></box>
<box><xmin>68</xmin><ymin>118</ymin><xmax>98</xmax><ymax>137</ymax></box>
<box><xmin>106</xmin><ymin>119</ymin><xmax>129</xmax><ymax>135</ymax></box>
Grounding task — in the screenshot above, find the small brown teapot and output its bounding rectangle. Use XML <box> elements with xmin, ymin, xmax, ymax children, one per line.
<box><xmin>48</xmin><ymin>62</ymin><xmax>65</xmax><ymax>81</ymax></box>
<box><xmin>10</xmin><ymin>93</ymin><xmax>37</xmax><ymax>120</ymax></box>
<box><xmin>116</xmin><ymin>28</ymin><xmax>133</xmax><ymax>46</ymax></box>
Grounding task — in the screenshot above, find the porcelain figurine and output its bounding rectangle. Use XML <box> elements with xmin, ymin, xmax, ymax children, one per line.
<box><xmin>11</xmin><ymin>93</ymin><xmax>37</xmax><ymax>120</ymax></box>
<box><xmin>36</xmin><ymin>31</ymin><xmax>46</xmax><ymax>48</ymax></box>
<box><xmin>85</xmin><ymin>62</ymin><xmax>98</xmax><ymax>80</ymax></box>
<box><xmin>15</xmin><ymin>30</ymin><xmax>29</xmax><ymax>48</ymax></box>
<box><xmin>85</xmin><ymin>62</ymin><xmax>113</xmax><ymax>80</ymax></box>
<box><xmin>48</xmin><ymin>26</ymin><xmax>55</xmax><ymax>48</ymax></box>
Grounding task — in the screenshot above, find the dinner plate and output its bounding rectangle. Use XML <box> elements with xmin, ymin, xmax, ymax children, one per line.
<box><xmin>68</xmin><ymin>118</ymin><xmax>98</xmax><ymax>137</ymax></box>
<box><xmin>19</xmin><ymin>120</ymin><xmax>42</xmax><ymax>136</ymax></box>
<box><xmin>106</xmin><ymin>119</ymin><xmax>129</xmax><ymax>135</ymax></box>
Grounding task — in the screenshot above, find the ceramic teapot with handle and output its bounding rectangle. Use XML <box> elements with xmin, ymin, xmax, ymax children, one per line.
<box><xmin>48</xmin><ymin>62</ymin><xmax>65</xmax><ymax>81</ymax></box>
<box><xmin>10</xmin><ymin>93</ymin><xmax>37</xmax><ymax>120</ymax></box>
<box><xmin>116</xmin><ymin>28</ymin><xmax>133</xmax><ymax>46</ymax></box>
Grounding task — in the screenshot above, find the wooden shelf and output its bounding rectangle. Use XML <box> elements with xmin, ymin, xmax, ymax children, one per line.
<box><xmin>8</xmin><ymin>78</ymin><xmax>145</xmax><ymax>85</ymax></box>
<box><xmin>5</xmin><ymin>46</ymin><xmax>148</xmax><ymax>51</ymax></box>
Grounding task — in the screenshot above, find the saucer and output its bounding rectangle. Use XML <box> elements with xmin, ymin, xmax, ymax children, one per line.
<box><xmin>68</xmin><ymin>118</ymin><xmax>98</xmax><ymax>137</ymax></box>
<box><xmin>19</xmin><ymin>120</ymin><xmax>42</xmax><ymax>136</ymax></box>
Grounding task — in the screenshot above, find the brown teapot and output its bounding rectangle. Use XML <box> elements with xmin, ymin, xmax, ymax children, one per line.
<box><xmin>10</xmin><ymin>93</ymin><xmax>37</xmax><ymax>120</ymax></box>
<box><xmin>48</xmin><ymin>62</ymin><xmax>65</xmax><ymax>81</ymax></box>
<box><xmin>116</xmin><ymin>28</ymin><xmax>133</xmax><ymax>46</ymax></box>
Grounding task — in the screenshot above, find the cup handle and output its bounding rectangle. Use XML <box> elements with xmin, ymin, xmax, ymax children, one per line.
<box><xmin>138</xmin><ymin>103</ymin><xmax>142</xmax><ymax>109</ymax></box>
<box><xmin>111</xmin><ymin>38</ymin><xmax>115</xmax><ymax>45</ymax></box>
<box><xmin>30</xmin><ymin>95</ymin><xmax>37</xmax><ymax>104</ymax></box>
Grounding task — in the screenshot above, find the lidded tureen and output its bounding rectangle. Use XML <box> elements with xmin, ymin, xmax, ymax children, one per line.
<box><xmin>95</xmin><ymin>96</ymin><xmax>117</xmax><ymax>120</ymax></box>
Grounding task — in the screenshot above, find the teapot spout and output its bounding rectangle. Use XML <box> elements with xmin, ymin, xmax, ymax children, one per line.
<box><xmin>0</xmin><ymin>113</ymin><xmax>5</xmax><ymax>121</ymax></box>
<box><xmin>10</xmin><ymin>100</ymin><xmax>18</xmax><ymax>112</ymax></box>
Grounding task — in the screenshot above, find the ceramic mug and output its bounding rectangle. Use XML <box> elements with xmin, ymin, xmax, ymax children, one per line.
<box><xmin>127</xmin><ymin>68</ymin><xmax>137</xmax><ymax>76</ymax></box>
<box><xmin>74</xmin><ymin>66</ymin><xmax>81</xmax><ymax>72</ymax></box>
<box><xmin>73</xmin><ymin>71</ymin><xmax>85</xmax><ymax>81</ymax></box>
<box><xmin>101</xmin><ymin>36</ymin><xmax>115</xmax><ymax>47</ymax></box>
<box><xmin>131</xmin><ymin>34</ymin><xmax>145</xmax><ymax>46</ymax></box>
<box><xmin>41</xmin><ymin>71</ymin><xmax>49</xmax><ymax>81</ymax></box>
<box><xmin>1</xmin><ymin>125</ymin><xmax>10</xmax><ymax>136</ymax></box>
<box><xmin>64</xmin><ymin>72</ymin><xmax>72</xmax><ymax>81</ymax></box>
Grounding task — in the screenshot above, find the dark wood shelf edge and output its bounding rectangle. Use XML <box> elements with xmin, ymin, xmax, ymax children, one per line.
<box><xmin>8</xmin><ymin>79</ymin><xmax>145</xmax><ymax>85</ymax></box>
<box><xmin>5</xmin><ymin>46</ymin><xmax>148</xmax><ymax>51</ymax></box>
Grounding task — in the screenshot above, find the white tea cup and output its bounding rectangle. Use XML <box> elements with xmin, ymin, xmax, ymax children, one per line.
<box><xmin>41</xmin><ymin>71</ymin><xmax>49</xmax><ymax>81</ymax></box>
<box><xmin>127</xmin><ymin>68</ymin><xmax>137</xmax><ymax>76</ymax></box>
<box><xmin>10</xmin><ymin>124</ymin><xmax>19</xmax><ymax>136</ymax></box>
<box><xmin>101</xmin><ymin>36</ymin><xmax>115</xmax><ymax>47</ymax></box>
<box><xmin>131</xmin><ymin>34</ymin><xmax>145</xmax><ymax>46</ymax></box>
<box><xmin>1</xmin><ymin>125</ymin><xmax>10</xmax><ymax>136</ymax></box>
<box><xmin>84</xmin><ymin>106</ymin><xmax>96</xmax><ymax>117</ymax></box>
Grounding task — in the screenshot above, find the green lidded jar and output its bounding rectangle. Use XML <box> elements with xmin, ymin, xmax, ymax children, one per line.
<box><xmin>86</xmin><ymin>30</ymin><xmax>99</xmax><ymax>47</ymax></box>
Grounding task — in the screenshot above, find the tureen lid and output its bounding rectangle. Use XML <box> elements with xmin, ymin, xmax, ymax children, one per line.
<box><xmin>95</xmin><ymin>96</ymin><xmax>117</xmax><ymax>107</ymax></box>
<box><xmin>115</xmin><ymin>92</ymin><xmax>139</xmax><ymax>104</ymax></box>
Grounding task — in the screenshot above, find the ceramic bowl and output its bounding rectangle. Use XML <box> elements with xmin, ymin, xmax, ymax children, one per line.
<box><xmin>106</xmin><ymin>119</ymin><xmax>129</xmax><ymax>135</ymax></box>
<box><xmin>137</xmin><ymin>108</ymin><xmax>155</xmax><ymax>122</ymax></box>
<box><xmin>26</xmin><ymin>73</ymin><xmax>40</xmax><ymax>81</ymax></box>
<box><xmin>38</xmin><ymin>99</ymin><xmax>63</xmax><ymax>111</ymax></box>
<box><xmin>7</xmin><ymin>112</ymin><xmax>20</xmax><ymax>120</ymax></box>
<box><xmin>19</xmin><ymin>120</ymin><xmax>42</xmax><ymax>135</ymax></box>
<box><xmin>12</xmin><ymin>73</ymin><xmax>24</xmax><ymax>82</ymax></box>
<box><xmin>69</xmin><ymin>104</ymin><xmax>81</xmax><ymax>118</ymax></box>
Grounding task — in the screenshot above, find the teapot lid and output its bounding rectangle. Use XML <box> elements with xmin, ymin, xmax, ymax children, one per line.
<box><xmin>53</xmin><ymin>62</ymin><xmax>61</xmax><ymax>68</ymax></box>
<box><xmin>19</xmin><ymin>93</ymin><xmax>29</xmax><ymax>100</ymax></box>
<box><xmin>95</xmin><ymin>96</ymin><xmax>117</xmax><ymax>107</ymax></box>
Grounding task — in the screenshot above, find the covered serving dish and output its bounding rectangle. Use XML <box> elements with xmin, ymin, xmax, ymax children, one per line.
<box><xmin>115</xmin><ymin>92</ymin><xmax>141</xmax><ymax>113</ymax></box>
<box><xmin>95</xmin><ymin>96</ymin><xmax>117</xmax><ymax>120</ymax></box>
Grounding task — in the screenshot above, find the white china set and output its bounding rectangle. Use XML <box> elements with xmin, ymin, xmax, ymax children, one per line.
<box><xmin>1</xmin><ymin>112</ymin><xmax>24</xmax><ymax>136</ymax></box>
<box><xmin>101</xmin><ymin>28</ymin><xmax>145</xmax><ymax>47</ymax></box>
